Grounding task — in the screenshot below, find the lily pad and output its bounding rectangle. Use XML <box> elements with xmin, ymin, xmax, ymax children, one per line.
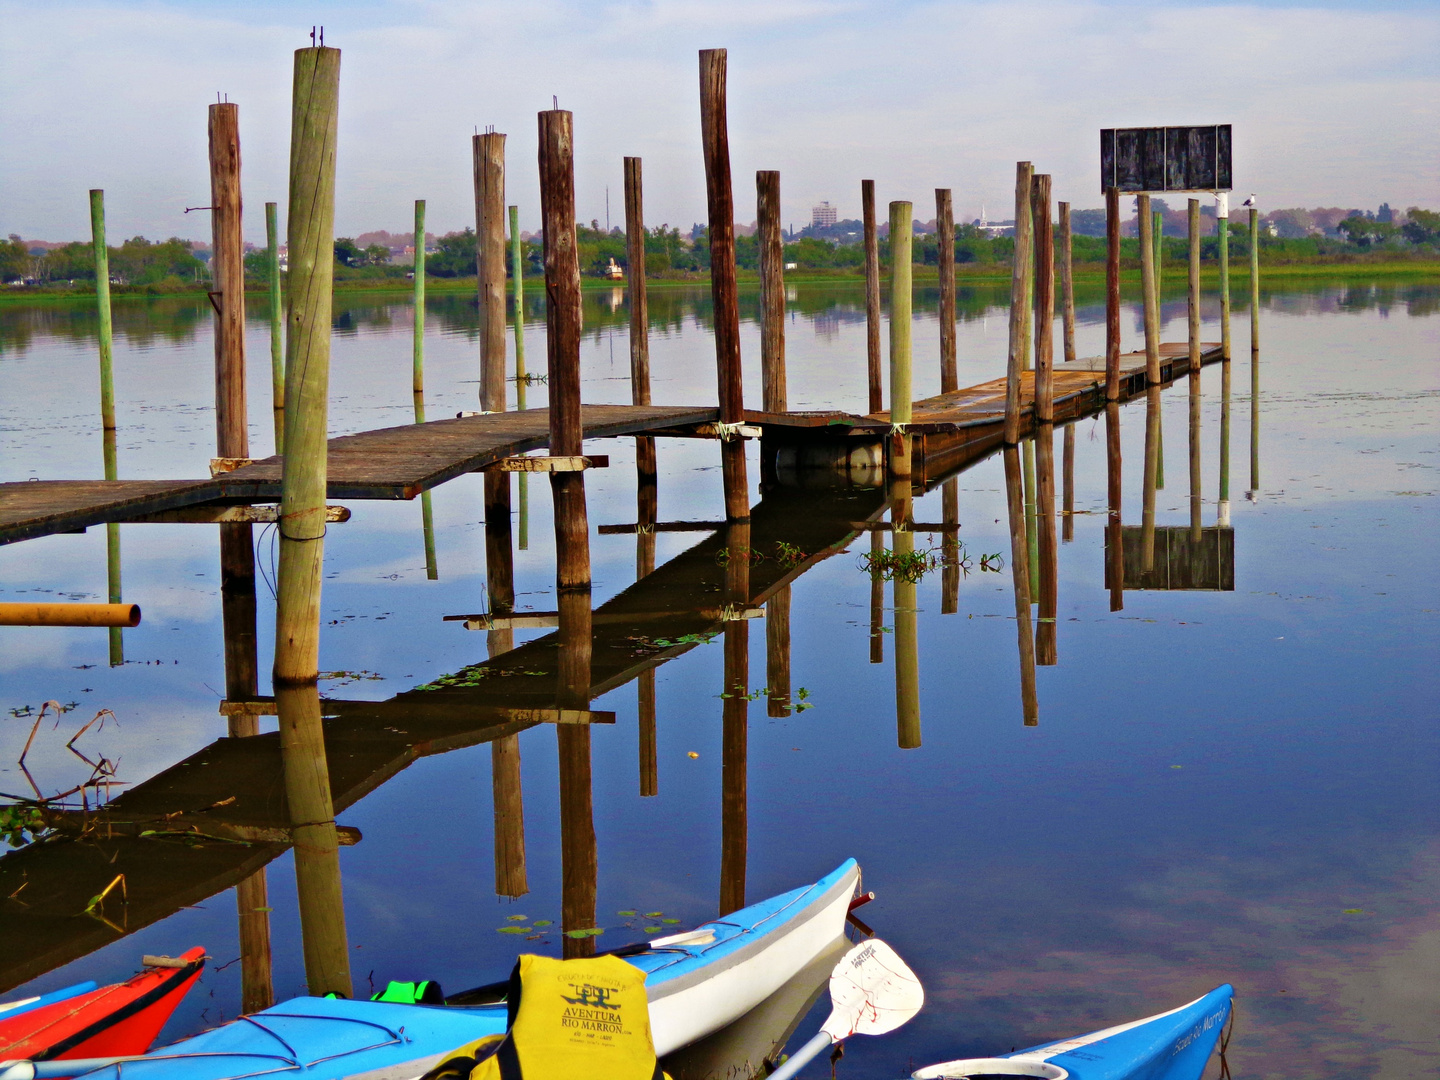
<box><xmin>644</xmin><ymin>911</ymin><xmax>664</xmax><ymax>918</ymax></box>
<box><xmin>644</xmin><ymin>926</ymin><xmax>664</xmax><ymax>934</ymax></box>
<box><xmin>661</xmin><ymin>918</ymin><xmax>681</xmax><ymax>925</ymax></box>
<box><xmin>498</xmin><ymin>926</ymin><xmax>529</xmax><ymax>934</ymax></box>
<box><xmin>506</xmin><ymin>914</ymin><xmax>528</xmax><ymax>922</ymax></box>
<box><xmin>617</xmin><ymin>910</ymin><xmax>637</xmax><ymax>917</ymax></box>
<box><xmin>532</xmin><ymin>919</ymin><xmax>553</xmax><ymax>927</ymax></box>
<box><xmin>565</xmin><ymin>927</ymin><xmax>605</xmax><ymax>939</ymax></box>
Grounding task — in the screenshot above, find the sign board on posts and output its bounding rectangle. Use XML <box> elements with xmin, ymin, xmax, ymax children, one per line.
<box><xmin>1100</xmin><ymin>126</ymin><xmax>1232</xmax><ymax>193</ymax></box>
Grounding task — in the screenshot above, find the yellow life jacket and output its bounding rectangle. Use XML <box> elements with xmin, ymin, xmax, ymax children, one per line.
<box><xmin>423</xmin><ymin>954</ymin><xmax>667</xmax><ymax>1080</ymax></box>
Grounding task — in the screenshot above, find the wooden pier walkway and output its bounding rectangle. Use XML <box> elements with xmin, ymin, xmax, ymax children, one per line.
<box><xmin>0</xmin><ymin>344</ymin><xmax>1221</xmax><ymax>547</ymax></box>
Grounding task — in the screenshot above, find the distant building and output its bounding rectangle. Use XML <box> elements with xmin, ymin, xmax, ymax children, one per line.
<box><xmin>811</xmin><ymin>202</ymin><xmax>837</xmax><ymax>229</ymax></box>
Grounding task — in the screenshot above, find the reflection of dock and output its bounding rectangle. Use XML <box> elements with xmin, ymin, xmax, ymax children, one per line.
<box><xmin>0</xmin><ymin>346</ymin><xmax>1219</xmax><ymax>547</ymax></box>
<box><xmin>1106</xmin><ymin>525</ymin><xmax>1235</xmax><ymax>591</ymax></box>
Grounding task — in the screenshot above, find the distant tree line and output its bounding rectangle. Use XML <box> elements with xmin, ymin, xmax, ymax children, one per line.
<box><xmin>2</xmin><ymin>234</ymin><xmax>207</xmax><ymax>289</ymax></box>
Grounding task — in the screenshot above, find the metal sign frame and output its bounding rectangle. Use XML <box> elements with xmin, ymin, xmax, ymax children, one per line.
<box><xmin>1100</xmin><ymin>126</ymin><xmax>1232</xmax><ymax>194</ymax></box>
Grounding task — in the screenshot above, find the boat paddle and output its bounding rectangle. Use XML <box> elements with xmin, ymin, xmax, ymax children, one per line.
<box><xmin>767</xmin><ymin>938</ymin><xmax>924</xmax><ymax>1080</ymax></box>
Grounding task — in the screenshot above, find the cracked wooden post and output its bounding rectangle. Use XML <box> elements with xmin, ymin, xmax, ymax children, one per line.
<box><xmin>1004</xmin><ymin>163</ymin><xmax>1034</xmax><ymax>443</ymax></box>
<box><xmin>1032</xmin><ymin>174</ymin><xmax>1054</xmax><ymax>423</ymax></box>
<box><xmin>1139</xmin><ymin>194</ymin><xmax>1160</xmax><ymax>385</ymax></box>
<box><xmin>888</xmin><ymin>200</ymin><xmax>913</xmax><ymax>480</ymax></box>
<box><xmin>266</xmin><ymin>202</ymin><xmax>284</xmax><ymax>452</ymax></box>
<box><xmin>274</xmin><ymin>43</ymin><xmax>350</xmax><ymax>999</ymax></box>
<box><xmin>1105</xmin><ymin>186</ymin><xmax>1121</xmax><ymax>400</ymax></box>
<box><xmin>936</xmin><ymin>188</ymin><xmax>957</xmax><ymax>394</ymax></box>
<box><xmin>210</xmin><ymin>101</ymin><xmax>248</xmax><ymax>465</ymax></box>
<box><xmin>758</xmin><ymin>170</ymin><xmax>786</xmax><ymax>414</ymax></box>
<box><xmin>1059</xmin><ymin>200</ymin><xmax>1076</xmax><ymax>365</ymax></box>
<box><xmin>624</xmin><ymin>158</ymin><xmax>657</xmax><ymax>494</ymax></box>
<box><xmin>699</xmin><ymin>49</ymin><xmax>750</xmax><ymax>522</ymax></box>
<box><xmin>862</xmin><ymin>179</ymin><xmax>882</xmax><ymax>413</ymax></box>
<box><xmin>474</xmin><ymin>131</ymin><xmax>507</xmax><ymax>413</ymax></box>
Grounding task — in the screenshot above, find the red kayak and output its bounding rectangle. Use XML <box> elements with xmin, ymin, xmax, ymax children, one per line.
<box><xmin>0</xmin><ymin>948</ymin><xmax>205</xmax><ymax>1063</ymax></box>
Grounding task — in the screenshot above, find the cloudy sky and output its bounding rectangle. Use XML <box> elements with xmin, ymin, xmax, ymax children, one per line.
<box><xmin>2</xmin><ymin>0</ymin><xmax>1436</xmax><ymax>244</ymax></box>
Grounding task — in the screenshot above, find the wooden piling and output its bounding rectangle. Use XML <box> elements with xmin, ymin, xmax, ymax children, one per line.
<box><xmin>1032</xmin><ymin>175</ymin><xmax>1055</xmax><ymax>423</ymax></box>
<box><xmin>1004</xmin><ymin>163</ymin><xmax>1034</xmax><ymax>443</ymax></box>
<box><xmin>1058</xmin><ymin>201</ymin><xmax>1076</xmax><ymax>365</ymax></box>
<box><xmin>89</xmin><ymin>190</ymin><xmax>116</xmax><ymax>433</ymax></box>
<box><xmin>936</xmin><ymin>188</ymin><xmax>957</xmax><ymax>394</ymax></box>
<box><xmin>266</xmin><ymin>202</ymin><xmax>284</xmax><ymax>452</ymax></box>
<box><xmin>1188</xmin><ymin>198</ymin><xmax>1203</xmax><ymax>541</ymax></box>
<box><xmin>699</xmin><ymin>49</ymin><xmax>749</xmax><ymax>522</ymax></box>
<box><xmin>1138</xmin><ymin>194</ymin><xmax>1160</xmax><ymax>385</ymax></box>
<box><xmin>1062</xmin><ymin>424</ymin><xmax>1075</xmax><ymax>543</ymax></box>
<box><xmin>624</xmin><ymin>158</ymin><xmax>650</xmax><ymax>401</ymax></box>
<box><xmin>1002</xmin><ymin>446</ymin><xmax>1038</xmax><ymax>726</ymax></box>
<box><xmin>757</xmin><ymin>170</ymin><xmax>787</xmax><ymax>413</ymax></box>
<box><xmin>1141</xmin><ymin>386</ymin><xmax>1160</xmax><ymax>573</ymax></box>
<box><xmin>637</xmin><ymin>477</ymin><xmax>658</xmax><ymax>796</ymax></box>
<box><xmin>862</xmin><ymin>179</ymin><xmax>883</xmax><ymax>414</ymax></box>
<box><xmin>766</xmin><ymin>585</ymin><xmax>791</xmax><ymax>717</ymax></box>
<box><xmin>1217</xmin><ymin>193</ymin><xmax>1231</xmax><ymax>360</ymax></box>
<box><xmin>1036</xmin><ymin>426</ymin><xmax>1058</xmax><ymax>666</ymax></box>
<box><xmin>1104</xmin><ymin>187</ymin><xmax>1121</xmax><ymax>400</ymax></box>
<box><xmin>1249</xmin><ymin>206</ymin><xmax>1260</xmax><ymax>357</ymax></box>
<box><xmin>893</xmin><ymin>487</ymin><xmax>920</xmax><ymax>749</ymax></box>
<box><xmin>413</xmin><ymin>199</ymin><xmax>426</xmax><ymax>395</ymax></box>
<box><xmin>474</xmin><ymin>132</ymin><xmax>507</xmax><ymax>413</ymax></box>
<box><xmin>1153</xmin><ymin>209</ymin><xmax>1164</xmax><ymax>305</ymax></box>
<box><xmin>510</xmin><ymin>204</ymin><xmax>531</xmax><ymax>550</ymax></box>
<box><xmin>539</xmin><ymin>108</ymin><xmax>592</xmax><ymax>590</ymax></box>
<box><xmin>274</xmin><ymin>44</ymin><xmax>340</xmax><ymax>686</ymax></box>
<box><xmin>1105</xmin><ymin>402</ymin><xmax>1124</xmax><ymax>612</ymax></box>
<box><xmin>1219</xmin><ymin>334</ymin><xmax>1232</xmax><ymax>526</ymax></box>
<box><xmin>492</xmin><ymin>735</ymin><xmax>528</xmax><ymax>897</ymax></box>
<box><xmin>720</xmin><ymin>520</ymin><xmax>751</xmax><ymax>915</ymax></box>
<box><xmin>868</xmin><ymin>529</ymin><xmax>884</xmax><ymax>664</ymax></box>
<box><xmin>888</xmin><ymin>200</ymin><xmax>913</xmax><ymax>479</ymax></box>
<box><xmin>941</xmin><ymin>478</ymin><xmax>959</xmax><ymax>614</ymax></box>
<box><xmin>209</xmin><ymin>102</ymin><xmax>248</xmax><ymax>462</ymax></box>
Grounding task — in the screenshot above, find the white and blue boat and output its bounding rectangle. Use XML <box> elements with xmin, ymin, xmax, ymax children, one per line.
<box><xmin>4</xmin><ymin>860</ymin><xmax>859</xmax><ymax>1080</ymax></box>
<box><xmin>912</xmin><ymin>984</ymin><xmax>1233</xmax><ymax>1080</ymax></box>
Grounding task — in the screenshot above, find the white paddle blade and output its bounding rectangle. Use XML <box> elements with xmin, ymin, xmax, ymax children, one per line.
<box><xmin>821</xmin><ymin>938</ymin><xmax>924</xmax><ymax>1042</ymax></box>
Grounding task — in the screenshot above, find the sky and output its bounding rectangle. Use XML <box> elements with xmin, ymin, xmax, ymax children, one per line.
<box><xmin>2</xmin><ymin>0</ymin><xmax>1437</xmax><ymax>244</ymax></box>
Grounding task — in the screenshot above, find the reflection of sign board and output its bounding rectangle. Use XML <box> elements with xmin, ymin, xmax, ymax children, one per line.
<box><xmin>1104</xmin><ymin>526</ymin><xmax>1234</xmax><ymax>591</ymax></box>
<box><xmin>1100</xmin><ymin>126</ymin><xmax>1232</xmax><ymax>193</ymax></box>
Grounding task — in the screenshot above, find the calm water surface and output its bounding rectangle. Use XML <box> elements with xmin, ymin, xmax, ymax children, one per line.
<box><xmin>0</xmin><ymin>280</ymin><xmax>1436</xmax><ymax>1078</ymax></box>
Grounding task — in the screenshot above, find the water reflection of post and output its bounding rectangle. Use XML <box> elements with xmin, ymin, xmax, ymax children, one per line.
<box><xmin>1141</xmin><ymin>386</ymin><xmax>1160</xmax><ymax>573</ymax></box>
<box><xmin>1218</xmin><ymin>340</ymin><xmax>1232</xmax><ymax>527</ymax></box>
<box><xmin>1035</xmin><ymin>427</ymin><xmax>1058</xmax><ymax>667</ymax></box>
<box><xmin>485</xmin><ymin>470</ymin><xmax>526</xmax><ymax>899</ymax></box>
<box><xmin>1062</xmin><ymin>425</ymin><xmax>1075</xmax><ymax>543</ymax></box>
<box><xmin>274</xmin><ymin>43</ymin><xmax>350</xmax><ymax>999</ymax></box>
<box><xmin>720</xmin><ymin>518</ymin><xmax>751</xmax><ymax>915</ymax></box>
<box><xmin>1105</xmin><ymin>403</ymin><xmax>1124</xmax><ymax>612</ymax></box>
<box><xmin>868</xmin><ymin>529</ymin><xmax>884</xmax><ymax>665</ymax></box>
<box><xmin>1002</xmin><ymin>447</ymin><xmax>1038</xmax><ymax>725</ymax></box>
<box><xmin>637</xmin><ymin>465</ymin><xmax>658</xmax><ymax>797</ymax></box>
<box><xmin>540</xmin><ymin>106</ymin><xmax>598</xmax><ymax>957</ymax></box>
<box><xmin>941</xmin><ymin>479</ymin><xmax>959</xmax><ymax>615</ymax></box>
<box><xmin>413</xmin><ymin>199</ymin><xmax>437</xmax><ymax>579</ymax></box>
<box><xmin>891</xmin><ymin>479</ymin><xmax>920</xmax><ymax>749</ymax></box>
<box><xmin>510</xmin><ymin>204</ymin><xmax>530</xmax><ymax>551</ymax></box>
<box><xmin>1187</xmin><ymin>199</ymin><xmax>1203</xmax><ymax>543</ymax></box>
<box><xmin>103</xmin><ymin>431</ymin><xmax>123</xmax><ymax>667</ymax></box>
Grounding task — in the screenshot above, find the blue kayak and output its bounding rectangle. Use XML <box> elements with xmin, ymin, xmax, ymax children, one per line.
<box><xmin>912</xmin><ymin>984</ymin><xmax>1233</xmax><ymax>1080</ymax></box>
<box><xmin>33</xmin><ymin>859</ymin><xmax>858</xmax><ymax>1080</ymax></box>
<box><xmin>0</xmin><ymin>984</ymin><xmax>98</xmax><ymax>1025</ymax></box>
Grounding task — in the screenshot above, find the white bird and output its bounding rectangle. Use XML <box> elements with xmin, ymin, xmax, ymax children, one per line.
<box><xmin>1242</xmin><ymin>194</ymin><xmax>1257</xmax><ymax>207</ymax></box>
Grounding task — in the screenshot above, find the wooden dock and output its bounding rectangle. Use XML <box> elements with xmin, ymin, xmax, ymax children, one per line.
<box><xmin>0</xmin><ymin>344</ymin><xmax>1221</xmax><ymax>547</ymax></box>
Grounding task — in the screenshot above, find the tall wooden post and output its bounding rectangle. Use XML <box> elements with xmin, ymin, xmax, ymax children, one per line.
<box><xmin>623</xmin><ymin>161</ymin><xmax>657</xmax><ymax>497</ymax></box>
<box><xmin>413</xmin><ymin>199</ymin><xmax>426</xmax><ymax>394</ymax></box>
<box><xmin>1104</xmin><ymin>187</ymin><xmax>1121</xmax><ymax>400</ymax></box>
<box><xmin>1105</xmin><ymin>402</ymin><xmax>1124</xmax><ymax>611</ymax></box>
<box><xmin>1062</xmin><ymin>424</ymin><xmax>1075</xmax><ymax>543</ymax></box>
<box><xmin>888</xmin><ymin>201</ymin><xmax>913</xmax><ymax>480</ymax></box>
<box><xmin>274</xmin><ymin>44</ymin><xmax>348</xmax><ymax>1000</ymax></box>
<box><xmin>474</xmin><ymin>132</ymin><xmax>507</xmax><ymax>413</ymax></box>
<box><xmin>699</xmin><ymin>49</ymin><xmax>749</xmax><ymax>522</ymax></box>
<box><xmin>90</xmin><ymin>191</ymin><xmax>116</xmax><ymax>434</ymax></box>
<box><xmin>1141</xmin><ymin>386</ymin><xmax>1160</xmax><ymax>574</ymax></box>
<box><xmin>719</xmin><ymin>521</ymin><xmax>750</xmax><ymax>916</ymax></box>
<box><xmin>510</xmin><ymin>205</ymin><xmax>530</xmax><ymax>550</ymax></box>
<box><xmin>1217</xmin><ymin>193</ymin><xmax>1231</xmax><ymax>360</ymax></box>
<box><xmin>1188</xmin><ymin>198</ymin><xmax>1203</xmax><ymax>542</ymax></box>
<box><xmin>757</xmin><ymin>170</ymin><xmax>786</xmax><ymax>413</ymax></box>
<box><xmin>1153</xmin><ymin>209</ymin><xmax>1164</xmax><ymax>306</ymax></box>
<box><xmin>266</xmin><ymin>202</ymin><xmax>284</xmax><ymax>452</ymax></box>
<box><xmin>1036</xmin><ymin>426</ymin><xmax>1057</xmax><ymax>666</ymax></box>
<box><xmin>209</xmin><ymin>102</ymin><xmax>248</xmax><ymax>463</ymax></box>
<box><xmin>1002</xmin><ymin>447</ymin><xmax>1038</xmax><ymax>726</ymax></box>
<box><xmin>1249</xmin><ymin>206</ymin><xmax>1260</xmax><ymax>494</ymax></box>
<box><xmin>1138</xmin><ymin>194</ymin><xmax>1160</xmax><ymax>385</ymax></box>
<box><xmin>936</xmin><ymin>188</ymin><xmax>957</xmax><ymax>394</ymax></box>
<box><xmin>1032</xmin><ymin>174</ymin><xmax>1054</xmax><ymax>423</ymax></box>
<box><xmin>1057</xmin><ymin>201</ymin><xmax>1075</xmax><ymax>367</ymax></box>
<box><xmin>1004</xmin><ymin>163</ymin><xmax>1034</xmax><ymax>443</ymax></box>
<box><xmin>862</xmin><ymin>179</ymin><xmax>882</xmax><ymax>414</ymax></box>
<box><xmin>540</xmin><ymin>109</ymin><xmax>591</xmax><ymax>594</ymax></box>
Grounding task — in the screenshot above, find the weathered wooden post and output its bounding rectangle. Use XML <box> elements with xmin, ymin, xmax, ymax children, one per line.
<box><xmin>90</xmin><ymin>190</ymin><xmax>116</xmax><ymax>434</ymax></box>
<box><xmin>1141</xmin><ymin>386</ymin><xmax>1160</xmax><ymax>573</ymax></box>
<box><xmin>1058</xmin><ymin>201</ymin><xmax>1076</xmax><ymax>365</ymax></box>
<box><xmin>274</xmin><ymin>43</ymin><xmax>350</xmax><ymax>999</ymax></box>
<box><xmin>413</xmin><ymin>199</ymin><xmax>426</xmax><ymax>394</ymax></box>
<box><xmin>941</xmin><ymin>478</ymin><xmax>959</xmax><ymax>614</ymax></box>
<box><xmin>510</xmin><ymin>204</ymin><xmax>530</xmax><ymax>550</ymax></box>
<box><xmin>699</xmin><ymin>49</ymin><xmax>749</xmax><ymax>522</ymax></box>
<box><xmin>862</xmin><ymin>179</ymin><xmax>882</xmax><ymax>413</ymax></box>
<box><xmin>1105</xmin><ymin>402</ymin><xmax>1124</xmax><ymax>611</ymax></box>
<box><xmin>1104</xmin><ymin>187</ymin><xmax>1121</xmax><ymax>400</ymax></box>
<box><xmin>474</xmin><ymin>131</ymin><xmax>508</xmax><ymax>412</ymax></box>
<box><xmin>266</xmin><ymin>202</ymin><xmax>284</xmax><ymax>452</ymax></box>
<box><xmin>1249</xmin><ymin>206</ymin><xmax>1260</xmax><ymax>494</ymax></box>
<box><xmin>1062</xmin><ymin>424</ymin><xmax>1075</xmax><ymax>543</ymax></box>
<box><xmin>1032</xmin><ymin>174</ymin><xmax>1055</xmax><ymax>423</ymax></box>
<box><xmin>720</xmin><ymin>519</ymin><xmax>751</xmax><ymax>915</ymax></box>
<box><xmin>209</xmin><ymin>101</ymin><xmax>248</xmax><ymax>464</ymax></box>
<box><xmin>1138</xmin><ymin>194</ymin><xmax>1160</xmax><ymax>384</ymax></box>
<box><xmin>888</xmin><ymin>200</ymin><xmax>913</xmax><ymax>479</ymax></box>
<box><xmin>1036</xmin><ymin>426</ymin><xmax>1058</xmax><ymax>666</ymax></box>
<box><xmin>766</xmin><ymin>585</ymin><xmax>792</xmax><ymax>717</ymax></box>
<box><xmin>1216</xmin><ymin>193</ymin><xmax>1231</xmax><ymax>360</ymax></box>
<box><xmin>1188</xmin><ymin>198</ymin><xmax>1203</xmax><ymax>542</ymax></box>
<box><xmin>869</xmin><ymin>529</ymin><xmax>884</xmax><ymax>664</ymax></box>
<box><xmin>556</xmin><ymin>591</ymin><xmax>596</xmax><ymax>955</ymax></box>
<box><xmin>1002</xmin><ymin>446</ymin><xmax>1038</xmax><ymax>726</ymax></box>
<box><xmin>936</xmin><ymin>188</ymin><xmax>957</xmax><ymax>394</ymax></box>
<box><xmin>1004</xmin><ymin>163</ymin><xmax>1034</xmax><ymax>443</ymax></box>
<box><xmin>623</xmin><ymin>159</ymin><xmax>657</xmax><ymax>493</ymax></box>
<box><xmin>1153</xmin><ymin>208</ymin><xmax>1164</xmax><ymax>305</ymax></box>
<box><xmin>637</xmin><ymin>476</ymin><xmax>658</xmax><ymax>796</ymax></box>
<box><xmin>757</xmin><ymin>170</ymin><xmax>786</xmax><ymax>413</ymax></box>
